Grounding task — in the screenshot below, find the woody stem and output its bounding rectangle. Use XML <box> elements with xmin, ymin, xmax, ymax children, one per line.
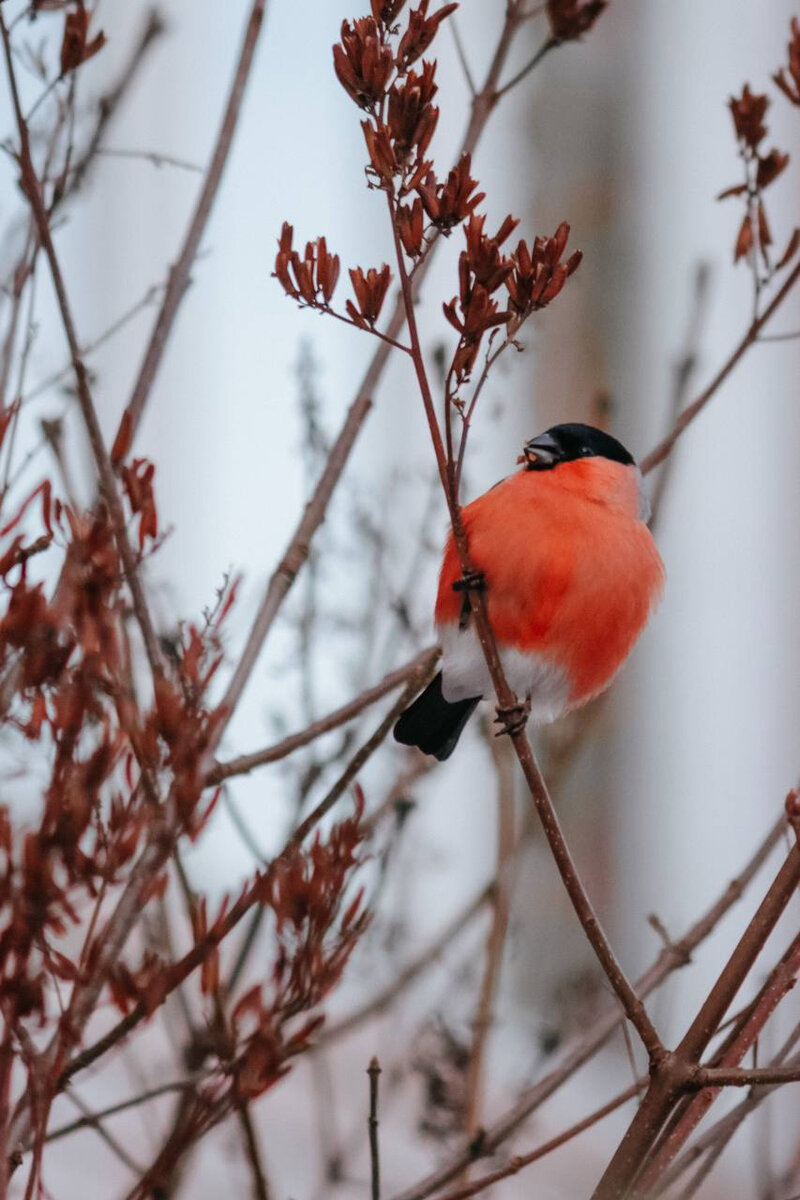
<box><xmin>387</xmin><ymin>193</ymin><xmax>665</xmax><ymax>1068</ymax></box>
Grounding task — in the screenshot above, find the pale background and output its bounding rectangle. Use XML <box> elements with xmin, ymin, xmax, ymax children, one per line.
<box><xmin>1</xmin><ymin>0</ymin><xmax>799</xmax><ymax>1196</ymax></box>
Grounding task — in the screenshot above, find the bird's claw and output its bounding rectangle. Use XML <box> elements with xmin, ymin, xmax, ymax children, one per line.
<box><xmin>494</xmin><ymin>697</ymin><xmax>531</xmax><ymax>738</ymax></box>
<box><xmin>452</xmin><ymin>570</ymin><xmax>486</xmax><ymax>594</ymax></box>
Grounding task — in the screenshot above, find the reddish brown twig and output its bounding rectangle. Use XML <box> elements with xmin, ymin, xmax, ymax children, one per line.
<box><xmin>209</xmin><ymin>646</ymin><xmax>438</xmax><ymax>784</ymax></box>
<box><xmin>640</xmin><ymin>256</ymin><xmax>800</xmax><ymax>476</ymax></box>
<box><xmin>462</xmin><ymin>732</ymin><xmax>515</xmax><ymax>1143</ymax></box>
<box><xmin>438</xmin><ymin>1081</ymin><xmax>641</xmax><ymax>1200</ymax></box>
<box><xmin>592</xmin><ymin>843</ymin><xmax>800</xmax><ymax>1199</ymax></box>
<box><xmin>633</xmin><ymin>927</ymin><xmax>800</xmax><ymax>1193</ymax></box>
<box><xmin>389</xmin><ymin>812</ymin><xmax>785</xmax><ymax>1200</ymax></box>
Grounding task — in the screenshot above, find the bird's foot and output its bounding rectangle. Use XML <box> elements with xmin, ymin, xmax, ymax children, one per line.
<box><xmin>494</xmin><ymin>696</ymin><xmax>531</xmax><ymax>738</ymax></box>
<box><xmin>453</xmin><ymin>571</ymin><xmax>487</xmax><ymax>630</ymax></box>
<box><xmin>452</xmin><ymin>569</ymin><xmax>486</xmax><ymax>594</ymax></box>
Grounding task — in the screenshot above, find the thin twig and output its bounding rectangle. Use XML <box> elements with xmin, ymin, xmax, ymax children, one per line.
<box><xmin>449</xmin><ymin>17</ymin><xmax>477</xmax><ymax>96</ymax></box>
<box><xmin>46</xmin><ymin>1079</ymin><xmax>200</xmax><ymax>1142</ymax></box>
<box><xmin>368</xmin><ymin>1057</ymin><xmax>381</xmax><ymax>1200</ymax></box>
<box><xmin>321</xmin><ymin>884</ymin><xmax>493</xmax><ymax>1045</ymax></box>
<box><xmin>494</xmin><ymin>37</ymin><xmax>557</xmax><ymax>100</ymax></box>
<box><xmin>209</xmin><ymin>647</ymin><xmax>438</xmax><ymax>784</ymax></box>
<box><xmin>388</xmin><ymin>813</ymin><xmax>786</xmax><ymax>1200</ymax></box>
<box><xmin>237</xmin><ymin>1103</ymin><xmax>271</xmax><ymax>1200</ymax></box>
<box><xmin>438</xmin><ymin>1081</ymin><xmax>641</xmax><ymax>1200</ymax></box>
<box><xmin>120</xmin><ymin>0</ymin><xmax>268</xmax><ymax>447</ymax></box>
<box><xmin>641</xmin><ymin>258</ymin><xmax>800</xmax><ymax>476</ymax></box>
<box><xmin>462</xmin><ymin>731</ymin><xmax>515</xmax><ymax>1141</ymax></box>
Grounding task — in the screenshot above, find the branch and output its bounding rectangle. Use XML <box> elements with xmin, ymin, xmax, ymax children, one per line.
<box><xmin>208</xmin><ymin>646</ymin><xmax>438</xmax><ymax>784</ymax></box>
<box><xmin>437</xmin><ymin>1081</ymin><xmax>642</xmax><ymax>1200</ymax></box>
<box><xmin>653</xmin><ymin>1028</ymin><xmax>800</xmax><ymax>1198</ymax></box>
<box><xmin>695</xmin><ymin>1064</ymin><xmax>800</xmax><ymax>1087</ymax></box>
<box><xmin>59</xmin><ymin>660</ymin><xmax>435</xmax><ymax>1091</ymax></box>
<box><xmin>633</xmin><ymin>927</ymin><xmax>800</xmax><ymax>1193</ymax></box>
<box><xmin>494</xmin><ymin>37</ymin><xmax>557</xmax><ymax>100</ymax></box>
<box><xmin>388</xmin><ymin>812</ymin><xmax>786</xmax><ymax>1200</ymax></box>
<box><xmin>119</xmin><ymin>0</ymin><xmax>268</xmax><ymax>447</ymax></box>
<box><xmin>462</xmin><ymin>732</ymin><xmax>515</xmax><ymax>1140</ymax></box>
<box><xmin>0</xmin><ymin>12</ymin><xmax>164</xmax><ymax>682</ymax></box>
<box><xmin>641</xmin><ymin>258</ymin><xmax>800</xmax><ymax>476</ymax></box>
<box><xmin>592</xmin><ymin>843</ymin><xmax>800</xmax><ymax>1199</ymax></box>
<box><xmin>321</xmin><ymin>883</ymin><xmax>493</xmax><ymax>1045</ymax></box>
<box><xmin>368</xmin><ymin>1057</ymin><xmax>381</xmax><ymax>1200</ymax></box>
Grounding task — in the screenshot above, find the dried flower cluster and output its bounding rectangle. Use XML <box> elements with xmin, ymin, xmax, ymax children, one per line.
<box><xmin>0</xmin><ymin>392</ymin><xmax>368</xmax><ymax>1180</ymax></box>
<box><xmin>443</xmin><ymin>215</ymin><xmax>582</xmax><ymax>382</ymax></box>
<box><xmin>720</xmin><ymin>23</ymin><xmax>800</xmax><ymax>292</ymax></box>
<box><xmin>276</xmin><ymin>0</ymin><xmax>583</xmax><ymax>433</ymax></box>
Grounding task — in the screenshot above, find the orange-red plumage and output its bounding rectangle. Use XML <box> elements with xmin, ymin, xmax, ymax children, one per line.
<box><xmin>395</xmin><ymin>424</ymin><xmax>665</xmax><ymax>760</ymax></box>
<box><xmin>435</xmin><ymin>456</ymin><xmax>664</xmax><ymax>707</ymax></box>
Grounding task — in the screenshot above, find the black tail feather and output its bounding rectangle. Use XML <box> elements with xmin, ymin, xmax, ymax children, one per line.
<box><xmin>393</xmin><ymin>671</ymin><xmax>480</xmax><ymax>761</ymax></box>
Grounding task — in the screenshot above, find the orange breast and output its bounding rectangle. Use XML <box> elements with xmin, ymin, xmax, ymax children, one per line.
<box><xmin>435</xmin><ymin>460</ymin><xmax>664</xmax><ymax>706</ymax></box>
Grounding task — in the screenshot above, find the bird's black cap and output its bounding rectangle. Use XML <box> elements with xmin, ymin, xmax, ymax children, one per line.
<box><xmin>520</xmin><ymin>423</ymin><xmax>635</xmax><ymax>471</ymax></box>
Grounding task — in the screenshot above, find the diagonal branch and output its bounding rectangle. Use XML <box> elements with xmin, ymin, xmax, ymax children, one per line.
<box><xmin>389</xmin><ymin>812</ymin><xmax>786</xmax><ymax>1200</ymax></box>
<box><xmin>209</xmin><ymin>646</ymin><xmax>437</xmax><ymax>784</ymax></box>
<box><xmin>641</xmin><ymin>258</ymin><xmax>800</xmax><ymax>476</ymax></box>
<box><xmin>120</xmin><ymin>0</ymin><xmax>268</xmax><ymax>447</ymax></box>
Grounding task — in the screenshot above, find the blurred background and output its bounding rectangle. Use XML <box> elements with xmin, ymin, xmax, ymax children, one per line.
<box><xmin>2</xmin><ymin>1</ymin><xmax>800</xmax><ymax>1196</ymax></box>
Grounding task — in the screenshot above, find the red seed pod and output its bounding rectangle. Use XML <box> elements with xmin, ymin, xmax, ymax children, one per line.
<box><xmin>546</xmin><ymin>0</ymin><xmax>606</xmax><ymax>42</ymax></box>
<box><xmin>60</xmin><ymin>5</ymin><xmax>106</xmax><ymax>75</ymax></box>
<box><xmin>728</xmin><ymin>85</ymin><xmax>769</xmax><ymax>151</ymax></box>
<box><xmin>333</xmin><ymin>17</ymin><xmax>394</xmax><ymax>108</ymax></box>
<box><xmin>773</xmin><ymin>18</ymin><xmax>800</xmax><ymax>106</ymax></box>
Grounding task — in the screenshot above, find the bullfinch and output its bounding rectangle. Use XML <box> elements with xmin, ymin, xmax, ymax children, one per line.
<box><xmin>394</xmin><ymin>423</ymin><xmax>664</xmax><ymax>761</ymax></box>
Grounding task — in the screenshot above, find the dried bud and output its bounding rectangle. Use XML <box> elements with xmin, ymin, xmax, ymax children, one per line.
<box><xmin>734</xmin><ymin>212</ymin><xmax>753</xmax><ymax>263</ymax></box>
<box><xmin>773</xmin><ymin>17</ymin><xmax>800</xmax><ymax>106</ymax></box>
<box><xmin>121</xmin><ymin>458</ymin><xmax>158</xmax><ymax>550</ymax></box>
<box><xmin>463</xmin><ymin>213</ymin><xmax>516</xmax><ymax>293</ymax></box>
<box><xmin>729</xmin><ymin>85</ymin><xmax>769</xmax><ymax>151</ymax></box>
<box><xmin>416</xmin><ymin>154</ymin><xmax>484</xmax><ymax>229</ymax></box>
<box><xmin>333</xmin><ymin>17</ymin><xmax>394</xmax><ymax>108</ymax></box>
<box><xmin>387</xmin><ymin>62</ymin><xmax>439</xmax><ymax>162</ymax></box>
<box><xmin>397</xmin><ymin>1</ymin><xmax>458</xmax><ymax>71</ymax></box>
<box><xmin>362</xmin><ymin>121</ymin><xmax>398</xmax><ymax>187</ymax></box>
<box><xmin>273</xmin><ymin>224</ymin><xmax>341</xmax><ymax>307</ymax></box>
<box><xmin>546</xmin><ymin>0</ymin><xmax>606</xmax><ymax>41</ymax></box>
<box><xmin>347</xmin><ymin>264</ymin><xmax>393</xmax><ymax>326</ymax></box>
<box><xmin>505</xmin><ymin>221</ymin><xmax>582</xmax><ymax>317</ymax></box>
<box><xmin>776</xmin><ymin>227</ymin><xmax>800</xmax><ymax>270</ymax></box>
<box><xmin>755</xmin><ymin>148</ymin><xmax>789</xmax><ymax>190</ymax></box>
<box><xmin>397</xmin><ymin>197</ymin><xmax>425</xmax><ymax>257</ymax></box>
<box><xmin>60</xmin><ymin>5</ymin><xmax>106</xmax><ymax>75</ymax></box>
<box><xmin>371</xmin><ymin>0</ymin><xmax>407</xmax><ymax>25</ymax></box>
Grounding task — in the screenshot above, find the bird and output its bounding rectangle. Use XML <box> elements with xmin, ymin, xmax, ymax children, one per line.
<box><xmin>394</xmin><ymin>423</ymin><xmax>664</xmax><ymax>761</ymax></box>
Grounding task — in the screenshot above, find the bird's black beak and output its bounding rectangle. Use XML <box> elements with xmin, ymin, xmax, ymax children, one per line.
<box><xmin>517</xmin><ymin>432</ymin><xmax>562</xmax><ymax>470</ymax></box>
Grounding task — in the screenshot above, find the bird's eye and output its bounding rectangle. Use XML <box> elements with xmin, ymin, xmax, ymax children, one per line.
<box><xmin>581</xmin><ymin>446</ymin><xmax>592</xmax><ymax>456</ymax></box>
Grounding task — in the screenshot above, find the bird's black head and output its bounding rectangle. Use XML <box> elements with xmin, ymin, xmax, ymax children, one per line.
<box><xmin>518</xmin><ymin>423</ymin><xmax>635</xmax><ymax>471</ymax></box>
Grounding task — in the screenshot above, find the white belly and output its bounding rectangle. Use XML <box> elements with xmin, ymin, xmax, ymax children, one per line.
<box><xmin>437</xmin><ymin>622</ymin><xmax>570</xmax><ymax>724</ymax></box>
